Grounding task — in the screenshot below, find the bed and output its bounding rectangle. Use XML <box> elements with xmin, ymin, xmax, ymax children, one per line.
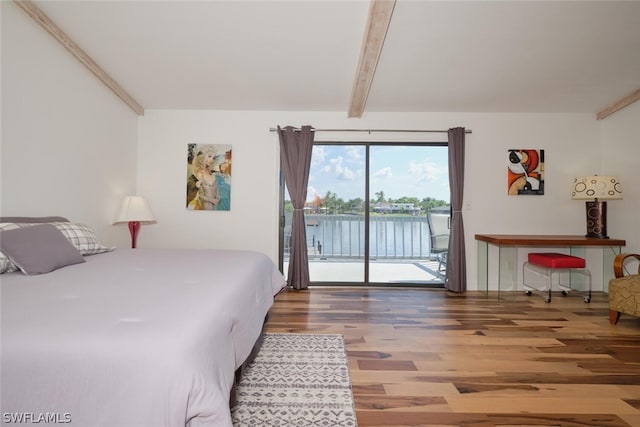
<box><xmin>0</xmin><ymin>219</ymin><xmax>285</xmax><ymax>427</ymax></box>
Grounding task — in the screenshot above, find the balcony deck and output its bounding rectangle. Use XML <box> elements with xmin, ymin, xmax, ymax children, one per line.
<box><xmin>285</xmin><ymin>258</ymin><xmax>446</xmax><ymax>286</ymax></box>
<box><xmin>283</xmin><ymin>212</ymin><xmax>450</xmax><ymax>286</ymax></box>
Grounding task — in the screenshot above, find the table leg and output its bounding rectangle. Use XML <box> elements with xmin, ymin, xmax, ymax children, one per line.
<box><xmin>498</xmin><ymin>245</ymin><xmax>518</xmax><ymax>294</ymax></box>
<box><xmin>477</xmin><ymin>240</ymin><xmax>488</xmax><ymax>294</ymax></box>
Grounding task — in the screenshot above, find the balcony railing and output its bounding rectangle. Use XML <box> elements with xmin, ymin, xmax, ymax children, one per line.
<box><xmin>284</xmin><ymin>213</ymin><xmax>437</xmax><ymax>260</ymax></box>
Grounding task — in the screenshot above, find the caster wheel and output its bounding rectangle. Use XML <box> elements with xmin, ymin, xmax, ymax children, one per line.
<box><xmin>525</xmin><ymin>291</ymin><xmax>532</xmax><ymax>296</ymax></box>
<box><xmin>561</xmin><ymin>291</ymin><xmax>568</xmax><ymax>296</ymax></box>
<box><xmin>544</xmin><ymin>297</ymin><xmax>551</xmax><ymax>303</ymax></box>
<box><xmin>584</xmin><ymin>297</ymin><xmax>591</xmax><ymax>303</ymax></box>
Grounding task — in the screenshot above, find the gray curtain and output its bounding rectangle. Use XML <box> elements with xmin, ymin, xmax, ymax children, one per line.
<box><xmin>277</xmin><ymin>125</ymin><xmax>315</xmax><ymax>290</ymax></box>
<box><xmin>446</xmin><ymin>127</ymin><xmax>467</xmax><ymax>292</ymax></box>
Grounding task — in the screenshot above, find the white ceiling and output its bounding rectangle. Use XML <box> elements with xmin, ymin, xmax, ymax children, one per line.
<box><xmin>30</xmin><ymin>0</ymin><xmax>640</xmax><ymax>116</ymax></box>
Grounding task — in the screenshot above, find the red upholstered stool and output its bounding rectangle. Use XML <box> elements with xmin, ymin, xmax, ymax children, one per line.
<box><xmin>523</xmin><ymin>252</ymin><xmax>591</xmax><ymax>303</ymax></box>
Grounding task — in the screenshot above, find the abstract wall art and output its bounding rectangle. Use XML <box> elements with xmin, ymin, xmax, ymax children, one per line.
<box><xmin>507</xmin><ymin>149</ymin><xmax>544</xmax><ymax>196</ymax></box>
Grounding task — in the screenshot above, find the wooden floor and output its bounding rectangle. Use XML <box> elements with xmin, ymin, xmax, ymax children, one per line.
<box><xmin>264</xmin><ymin>287</ymin><xmax>640</xmax><ymax>427</ymax></box>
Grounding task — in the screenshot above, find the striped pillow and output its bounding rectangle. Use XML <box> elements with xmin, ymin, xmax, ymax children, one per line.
<box><xmin>0</xmin><ymin>223</ymin><xmax>21</xmax><ymax>273</ymax></box>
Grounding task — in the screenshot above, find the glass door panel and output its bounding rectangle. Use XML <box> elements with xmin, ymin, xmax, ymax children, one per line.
<box><xmin>369</xmin><ymin>145</ymin><xmax>449</xmax><ymax>284</ymax></box>
<box><xmin>281</xmin><ymin>143</ymin><xmax>449</xmax><ymax>286</ymax></box>
<box><xmin>283</xmin><ymin>144</ymin><xmax>366</xmax><ymax>283</ymax></box>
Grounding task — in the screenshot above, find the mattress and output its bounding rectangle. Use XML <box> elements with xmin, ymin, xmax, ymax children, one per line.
<box><xmin>1</xmin><ymin>248</ymin><xmax>285</xmax><ymax>427</ymax></box>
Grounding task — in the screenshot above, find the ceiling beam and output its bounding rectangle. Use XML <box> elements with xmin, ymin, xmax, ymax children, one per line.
<box><xmin>348</xmin><ymin>0</ymin><xmax>396</xmax><ymax>118</ymax></box>
<box><xmin>596</xmin><ymin>88</ymin><xmax>640</xmax><ymax>120</ymax></box>
<box><xmin>13</xmin><ymin>0</ymin><xmax>144</xmax><ymax>116</ymax></box>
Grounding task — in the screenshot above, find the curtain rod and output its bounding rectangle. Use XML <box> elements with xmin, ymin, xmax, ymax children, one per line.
<box><xmin>269</xmin><ymin>127</ymin><xmax>472</xmax><ymax>134</ymax></box>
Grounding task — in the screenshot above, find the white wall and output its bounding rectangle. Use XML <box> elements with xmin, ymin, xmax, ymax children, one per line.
<box><xmin>1</xmin><ymin>2</ymin><xmax>138</xmax><ymax>246</ymax></box>
<box><xmin>600</xmin><ymin>101</ymin><xmax>640</xmax><ymax>254</ymax></box>
<box><xmin>138</xmin><ymin>110</ymin><xmax>604</xmax><ymax>288</ymax></box>
<box><xmin>4</xmin><ymin>0</ymin><xmax>636</xmax><ymax>289</ymax></box>
<box><xmin>136</xmin><ymin>111</ymin><xmax>282</xmax><ymax>259</ymax></box>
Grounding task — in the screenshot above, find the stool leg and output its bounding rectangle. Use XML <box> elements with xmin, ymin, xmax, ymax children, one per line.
<box><xmin>523</xmin><ymin>262</ymin><xmax>554</xmax><ymax>302</ymax></box>
<box><xmin>584</xmin><ymin>270</ymin><xmax>591</xmax><ymax>303</ymax></box>
<box><xmin>546</xmin><ymin>271</ymin><xmax>552</xmax><ymax>303</ymax></box>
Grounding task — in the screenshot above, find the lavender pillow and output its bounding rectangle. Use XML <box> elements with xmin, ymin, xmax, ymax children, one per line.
<box><xmin>0</xmin><ymin>224</ymin><xmax>85</xmax><ymax>275</ymax></box>
<box><xmin>0</xmin><ymin>216</ymin><xmax>69</xmax><ymax>223</ymax></box>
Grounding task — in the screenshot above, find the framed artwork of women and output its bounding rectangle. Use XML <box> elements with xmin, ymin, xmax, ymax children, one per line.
<box><xmin>186</xmin><ymin>143</ymin><xmax>232</xmax><ymax>210</ymax></box>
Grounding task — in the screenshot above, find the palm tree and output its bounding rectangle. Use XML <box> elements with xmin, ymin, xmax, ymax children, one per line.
<box><xmin>323</xmin><ymin>191</ymin><xmax>338</xmax><ymax>214</ymax></box>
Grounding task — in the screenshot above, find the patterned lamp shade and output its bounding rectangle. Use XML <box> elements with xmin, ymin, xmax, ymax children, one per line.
<box><xmin>571</xmin><ymin>176</ymin><xmax>622</xmax><ymax>201</ymax></box>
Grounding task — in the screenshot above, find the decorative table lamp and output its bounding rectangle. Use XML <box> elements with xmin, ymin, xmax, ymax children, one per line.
<box><xmin>114</xmin><ymin>196</ymin><xmax>156</xmax><ymax>248</ymax></box>
<box><xmin>571</xmin><ymin>176</ymin><xmax>622</xmax><ymax>239</ymax></box>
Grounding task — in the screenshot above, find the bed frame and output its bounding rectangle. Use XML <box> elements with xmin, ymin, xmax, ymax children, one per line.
<box><xmin>229</xmin><ymin>313</ymin><xmax>269</xmax><ymax>407</ymax></box>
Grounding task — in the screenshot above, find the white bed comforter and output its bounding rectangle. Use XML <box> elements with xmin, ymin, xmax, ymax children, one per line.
<box><xmin>1</xmin><ymin>249</ymin><xmax>285</xmax><ymax>427</ymax></box>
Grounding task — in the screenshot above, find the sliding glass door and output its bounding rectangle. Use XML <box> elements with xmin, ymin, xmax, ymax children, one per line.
<box><xmin>281</xmin><ymin>142</ymin><xmax>449</xmax><ymax>286</ymax></box>
<box><xmin>368</xmin><ymin>145</ymin><xmax>449</xmax><ymax>284</ymax></box>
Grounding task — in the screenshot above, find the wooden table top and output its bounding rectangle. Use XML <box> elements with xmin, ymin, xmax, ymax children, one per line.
<box><xmin>475</xmin><ymin>234</ymin><xmax>626</xmax><ymax>247</ymax></box>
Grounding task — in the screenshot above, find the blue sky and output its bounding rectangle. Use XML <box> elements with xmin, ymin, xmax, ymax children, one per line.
<box><xmin>305</xmin><ymin>145</ymin><xmax>450</xmax><ymax>203</ymax></box>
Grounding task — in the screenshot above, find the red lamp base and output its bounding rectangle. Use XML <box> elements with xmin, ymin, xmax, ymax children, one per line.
<box><xmin>128</xmin><ymin>221</ymin><xmax>141</xmax><ymax>248</ymax></box>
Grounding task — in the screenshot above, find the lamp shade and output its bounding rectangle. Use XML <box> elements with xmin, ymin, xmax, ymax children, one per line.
<box><xmin>114</xmin><ymin>196</ymin><xmax>156</xmax><ymax>224</ymax></box>
<box><xmin>571</xmin><ymin>176</ymin><xmax>622</xmax><ymax>201</ymax></box>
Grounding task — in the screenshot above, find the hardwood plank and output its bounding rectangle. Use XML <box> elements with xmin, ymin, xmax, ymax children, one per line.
<box><xmin>355</xmin><ymin>411</ymin><xmax>630</xmax><ymax>427</ymax></box>
<box><xmin>445</xmin><ymin>396</ymin><xmax>636</xmax><ymax>414</ymax></box>
<box><xmin>358</xmin><ymin>359</ymin><xmax>418</xmax><ymax>371</ymax></box>
<box><xmin>265</xmin><ymin>288</ymin><xmax>640</xmax><ymax>426</ymax></box>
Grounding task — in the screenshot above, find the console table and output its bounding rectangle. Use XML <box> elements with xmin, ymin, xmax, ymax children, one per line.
<box><xmin>475</xmin><ymin>234</ymin><xmax>626</xmax><ymax>295</ymax></box>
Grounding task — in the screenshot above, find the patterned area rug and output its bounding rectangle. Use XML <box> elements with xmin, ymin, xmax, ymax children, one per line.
<box><xmin>231</xmin><ymin>333</ymin><xmax>358</xmax><ymax>426</ymax></box>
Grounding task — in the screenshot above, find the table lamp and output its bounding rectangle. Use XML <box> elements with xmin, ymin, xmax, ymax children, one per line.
<box><xmin>114</xmin><ymin>196</ymin><xmax>156</xmax><ymax>248</ymax></box>
<box><xmin>571</xmin><ymin>176</ymin><xmax>622</xmax><ymax>239</ymax></box>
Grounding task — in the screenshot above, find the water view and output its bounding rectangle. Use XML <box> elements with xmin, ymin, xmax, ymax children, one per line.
<box><xmin>282</xmin><ymin>143</ymin><xmax>450</xmax><ymax>285</ymax></box>
<box><xmin>283</xmin><ymin>210</ymin><xmax>450</xmax><ymax>285</ymax></box>
<box><xmin>303</xmin><ymin>215</ymin><xmax>433</xmax><ymax>259</ymax></box>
